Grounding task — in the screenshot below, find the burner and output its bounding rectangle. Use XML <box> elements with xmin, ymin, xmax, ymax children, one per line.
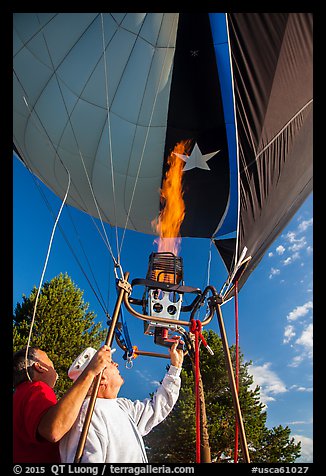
<box><xmin>144</xmin><ymin>252</ymin><xmax>184</xmax><ymax>349</ymax></box>
<box><xmin>146</xmin><ymin>252</ymin><xmax>183</xmax><ymax>284</ymax></box>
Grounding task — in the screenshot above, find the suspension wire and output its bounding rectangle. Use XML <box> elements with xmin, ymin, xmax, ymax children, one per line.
<box><xmin>118</xmin><ymin>13</ymin><xmax>179</xmax><ymax>257</ymax></box>
<box><xmin>100</xmin><ymin>13</ymin><xmax>121</xmax><ymax>268</ymax></box>
<box><xmin>16</xmin><ymin>15</ymin><xmax>119</xmax><ymax>277</ymax></box>
<box><xmin>182</xmin><ymin>238</ymin><xmax>212</xmax><ymax>313</ymax></box>
<box><xmin>206</xmin><ymin>240</ymin><xmax>213</xmax><ymax>287</ymax></box>
<box><xmin>16</xmin><ymin>93</ymin><xmax>112</xmax><ymax>380</ymax></box>
<box><xmin>36</xmin><ymin>14</ymin><xmax>120</xmax><ymax>275</ymax></box>
<box><xmin>24</xmin><ymin>168</ymin><xmax>71</xmax><ymax>381</ymax></box>
<box><xmin>197</xmin><ymin>240</ymin><xmax>213</xmax><ymax>318</ymax></box>
<box><xmin>15</xmin><ymin>14</ymin><xmax>119</xmax><ymax>379</ymax></box>
<box><xmin>14</xmin><ymin>93</ymin><xmax>110</xmax><ymax>377</ymax></box>
<box><xmin>69</xmin><ymin>148</ymin><xmax>119</xmax><ymax>273</ymax></box>
<box><xmin>36</xmin><ymin>12</ymin><xmax>177</xmax><ymax>280</ymax></box>
<box><xmin>220</xmin><ymin>246</ymin><xmax>248</xmax><ymax>299</ymax></box>
<box><xmin>32</xmin><ymin>169</ymin><xmax>108</xmax><ymax>314</ymax></box>
<box><xmin>14</xmin><ymin>16</ymin><xmax>122</xmax><ymax>376</ymax></box>
<box><xmin>15</xmin><ymin>151</ymin><xmax>110</xmax><ymax>318</ymax></box>
<box><xmin>65</xmin><ymin>206</ymin><xmax>109</xmax><ymax>313</ymax></box>
<box><xmin>68</xmin><ymin>210</ymin><xmax>114</xmax><ymax>310</ymax></box>
<box><xmin>17</xmin><ymin>97</ymin><xmax>111</xmax><ymax>315</ymax></box>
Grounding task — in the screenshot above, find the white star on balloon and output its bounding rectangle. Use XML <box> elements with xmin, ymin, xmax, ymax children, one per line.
<box><xmin>174</xmin><ymin>142</ymin><xmax>220</xmax><ymax>171</ymax></box>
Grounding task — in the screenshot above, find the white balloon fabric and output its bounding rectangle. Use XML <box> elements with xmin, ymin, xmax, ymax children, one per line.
<box><xmin>13</xmin><ymin>13</ymin><xmax>179</xmax><ymax>235</ymax></box>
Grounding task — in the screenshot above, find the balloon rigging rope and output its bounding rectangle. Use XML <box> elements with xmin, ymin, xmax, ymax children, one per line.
<box><xmin>16</xmin><ymin>13</ymin><xmax>119</xmax><ymax>305</ymax></box>
<box><xmin>15</xmin><ymin>94</ymin><xmax>110</xmax><ymax>315</ymax></box>
<box><xmin>32</xmin><ymin>169</ymin><xmax>109</xmax><ymax>314</ymax></box>
<box><xmin>206</xmin><ymin>241</ymin><xmax>213</xmax><ymax>287</ymax></box>
<box><xmin>24</xmin><ymin>169</ymin><xmax>71</xmax><ymax>382</ymax></box>
<box><xmin>54</xmin><ymin>17</ymin><xmax>117</xmax><ymax>271</ymax></box>
<box><xmin>68</xmin><ymin>152</ymin><xmax>119</xmax><ymax>274</ymax></box>
<box><xmin>20</xmin><ymin>14</ymin><xmax>178</xmax><ymax>285</ymax></box>
<box><xmin>116</xmin><ymin>14</ymin><xmax>179</xmax><ymax>258</ymax></box>
<box><xmin>21</xmin><ymin>14</ymin><xmax>121</xmax><ymax>275</ymax></box>
<box><xmin>15</xmin><ymin>18</ymin><xmax>119</xmax><ymax>350</ymax></box>
<box><xmin>100</xmin><ymin>13</ymin><xmax>121</xmax><ymax>269</ymax></box>
<box><xmin>23</xmin><ymin>13</ymin><xmax>176</xmax><ymax>282</ymax></box>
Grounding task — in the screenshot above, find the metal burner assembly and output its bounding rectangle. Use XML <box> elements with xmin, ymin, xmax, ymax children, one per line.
<box><xmin>125</xmin><ymin>251</ymin><xmax>204</xmax><ymax>350</ymax></box>
<box><xmin>146</xmin><ymin>252</ymin><xmax>184</xmax><ymax>348</ymax></box>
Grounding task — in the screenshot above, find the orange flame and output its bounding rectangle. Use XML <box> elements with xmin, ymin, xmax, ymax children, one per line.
<box><xmin>152</xmin><ymin>140</ymin><xmax>191</xmax><ymax>256</ymax></box>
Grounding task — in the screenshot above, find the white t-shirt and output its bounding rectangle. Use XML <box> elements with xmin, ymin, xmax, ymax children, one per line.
<box><xmin>59</xmin><ymin>365</ymin><xmax>181</xmax><ymax>463</ymax></box>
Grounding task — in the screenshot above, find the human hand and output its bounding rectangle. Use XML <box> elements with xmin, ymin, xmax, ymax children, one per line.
<box><xmin>169</xmin><ymin>337</ymin><xmax>184</xmax><ymax>368</ymax></box>
<box><xmin>86</xmin><ymin>345</ymin><xmax>113</xmax><ymax>377</ymax></box>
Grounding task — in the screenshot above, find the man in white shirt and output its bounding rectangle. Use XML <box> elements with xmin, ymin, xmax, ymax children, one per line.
<box><xmin>59</xmin><ymin>338</ymin><xmax>184</xmax><ymax>463</ymax></box>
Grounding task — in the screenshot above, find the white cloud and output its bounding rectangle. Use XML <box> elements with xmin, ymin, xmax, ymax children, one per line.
<box><xmin>283</xmin><ymin>257</ymin><xmax>293</xmax><ymax>266</ymax></box>
<box><xmin>286</xmin><ymin>302</ymin><xmax>313</xmax><ymax>322</ymax></box>
<box><xmin>283</xmin><ymin>325</ymin><xmax>295</xmax><ymax>344</ymax></box>
<box><xmin>285</xmin><ymin>231</ymin><xmax>297</xmax><ymax>243</ymax></box>
<box><xmin>288</xmin><ymin>237</ymin><xmax>306</xmax><ymax>253</ymax></box>
<box><xmin>289</xmin><ymin>384</ymin><xmax>313</xmax><ymax>393</ymax></box>
<box><xmin>280</xmin><ymin>226</ymin><xmax>312</xmax><ymax>265</ymax></box>
<box><xmin>306</xmin><ymin>246</ymin><xmax>313</xmax><ymax>255</ymax></box>
<box><xmin>298</xmin><ymin>218</ymin><xmax>313</xmax><ymax>233</ymax></box>
<box><xmin>269</xmin><ymin>267</ymin><xmax>280</xmax><ymax>279</ymax></box>
<box><xmin>249</xmin><ymin>362</ymin><xmax>287</xmax><ymax>406</ymax></box>
<box><xmin>276</xmin><ymin>245</ymin><xmax>285</xmax><ymax>255</ymax></box>
<box><xmin>284</xmin><ymin>302</ymin><xmax>313</xmax><ymax>366</ymax></box>
<box><xmin>292</xmin><ymin>434</ymin><xmax>313</xmax><ymax>463</ymax></box>
<box><xmin>289</xmin><ymin>355</ymin><xmax>304</xmax><ymax>367</ymax></box>
<box><xmin>268</xmin><ymin>218</ymin><xmax>312</xmax><ymax>275</ymax></box>
<box><xmin>287</xmin><ymin>323</ymin><xmax>313</xmax><ymax>367</ymax></box>
<box><xmin>295</xmin><ymin>323</ymin><xmax>313</xmax><ymax>355</ymax></box>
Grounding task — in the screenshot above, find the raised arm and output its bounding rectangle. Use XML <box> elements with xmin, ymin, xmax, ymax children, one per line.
<box><xmin>119</xmin><ymin>338</ymin><xmax>184</xmax><ymax>436</ymax></box>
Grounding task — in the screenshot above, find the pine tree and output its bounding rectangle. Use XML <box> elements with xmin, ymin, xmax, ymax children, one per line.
<box><xmin>13</xmin><ymin>272</ymin><xmax>106</xmax><ymax>398</ymax></box>
<box><xmin>144</xmin><ymin>329</ymin><xmax>301</xmax><ymax>463</ymax></box>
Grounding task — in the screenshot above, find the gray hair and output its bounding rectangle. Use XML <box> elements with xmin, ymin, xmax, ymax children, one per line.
<box><xmin>13</xmin><ymin>347</ymin><xmax>39</xmax><ymax>387</ymax></box>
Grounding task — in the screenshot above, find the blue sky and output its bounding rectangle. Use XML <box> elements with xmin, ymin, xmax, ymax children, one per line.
<box><xmin>13</xmin><ymin>154</ymin><xmax>313</xmax><ymax>462</ymax></box>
